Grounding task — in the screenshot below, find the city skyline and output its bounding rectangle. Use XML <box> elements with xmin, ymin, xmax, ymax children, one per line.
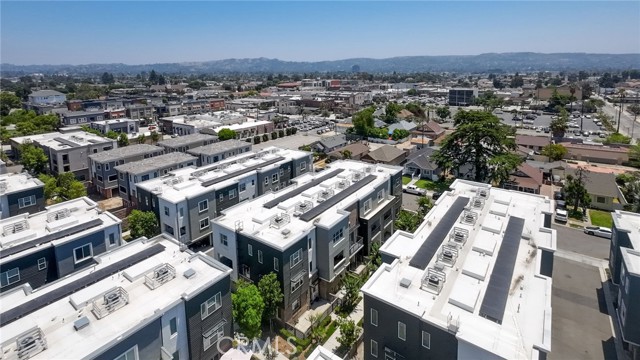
<box><xmin>1</xmin><ymin>1</ymin><xmax>639</xmax><ymax>65</ymax></box>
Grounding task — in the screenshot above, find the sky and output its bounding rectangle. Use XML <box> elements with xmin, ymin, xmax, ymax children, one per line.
<box><xmin>1</xmin><ymin>1</ymin><xmax>639</xmax><ymax>65</ymax></box>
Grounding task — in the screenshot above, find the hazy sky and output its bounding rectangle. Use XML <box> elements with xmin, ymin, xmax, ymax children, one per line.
<box><xmin>2</xmin><ymin>1</ymin><xmax>639</xmax><ymax>65</ymax></box>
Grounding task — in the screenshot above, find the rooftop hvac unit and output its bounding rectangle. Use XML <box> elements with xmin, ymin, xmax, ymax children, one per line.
<box><xmin>270</xmin><ymin>213</ymin><xmax>290</xmax><ymax>229</ymax></box>
<box><xmin>439</xmin><ymin>244</ymin><xmax>458</xmax><ymax>266</ymax></box>
<box><xmin>3</xmin><ymin>220</ymin><xmax>29</xmax><ymax>236</ymax></box>
<box><xmin>422</xmin><ymin>267</ymin><xmax>446</xmax><ymax>295</ymax></box>
<box><xmin>16</xmin><ymin>327</ymin><xmax>46</xmax><ymax>359</ymax></box>
<box><xmin>461</xmin><ymin>210</ymin><xmax>478</xmax><ymax>225</ymax></box>
<box><xmin>47</xmin><ymin>208</ymin><xmax>71</xmax><ymax>222</ymax></box>
<box><xmin>478</xmin><ymin>188</ymin><xmax>489</xmax><ymax>198</ymax></box>
<box><xmin>471</xmin><ymin>197</ymin><xmax>485</xmax><ymax>209</ymax></box>
<box><xmin>450</xmin><ymin>227</ymin><xmax>469</xmax><ymax>245</ymax></box>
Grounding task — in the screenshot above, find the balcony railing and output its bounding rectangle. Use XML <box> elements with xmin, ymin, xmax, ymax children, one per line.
<box><xmin>349</xmin><ymin>236</ymin><xmax>364</xmax><ymax>256</ymax></box>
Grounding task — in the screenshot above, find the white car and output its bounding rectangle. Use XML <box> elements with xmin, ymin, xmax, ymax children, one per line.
<box><xmin>583</xmin><ymin>226</ymin><xmax>612</xmax><ymax>239</ymax></box>
<box><xmin>403</xmin><ymin>185</ymin><xmax>426</xmax><ymax>195</ymax></box>
<box><xmin>554</xmin><ymin>209</ymin><xmax>568</xmax><ymax>223</ymax></box>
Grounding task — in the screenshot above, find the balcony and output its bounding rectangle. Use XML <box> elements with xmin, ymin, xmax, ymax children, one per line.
<box><xmin>349</xmin><ymin>236</ymin><xmax>364</xmax><ymax>256</ymax></box>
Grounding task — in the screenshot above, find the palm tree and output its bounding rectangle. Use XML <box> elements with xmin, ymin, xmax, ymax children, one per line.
<box><xmin>150</xmin><ymin>131</ymin><xmax>160</xmax><ymax>144</ymax></box>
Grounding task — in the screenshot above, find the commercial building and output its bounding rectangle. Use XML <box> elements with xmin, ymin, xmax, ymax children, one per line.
<box><xmin>89</xmin><ymin>118</ymin><xmax>140</xmax><ymax>135</ymax></box>
<box><xmin>135</xmin><ymin>147</ymin><xmax>312</xmax><ymax>247</ymax></box>
<box><xmin>157</xmin><ymin>133</ymin><xmax>219</xmax><ymax>154</ymax></box>
<box><xmin>188</xmin><ymin>140</ymin><xmax>252</xmax><ymax>166</ymax></box>
<box><xmin>0</xmin><ymin>172</ymin><xmax>45</xmax><ymax>219</ymax></box>
<box><xmin>609</xmin><ymin>210</ymin><xmax>640</xmax><ymax>359</ymax></box>
<box><xmin>0</xmin><ymin>197</ymin><xmax>122</xmax><ymax>293</ymax></box>
<box><xmin>362</xmin><ymin>179</ymin><xmax>556</xmax><ymax>360</ymax></box>
<box><xmin>0</xmin><ymin>234</ymin><xmax>233</xmax><ymax>360</ymax></box>
<box><xmin>212</xmin><ymin>160</ymin><xmax>403</xmax><ymax>323</ymax></box>
<box><xmin>89</xmin><ymin>144</ymin><xmax>164</xmax><ymax>198</ymax></box>
<box><xmin>448</xmin><ymin>88</ymin><xmax>478</xmax><ymax>106</ymax></box>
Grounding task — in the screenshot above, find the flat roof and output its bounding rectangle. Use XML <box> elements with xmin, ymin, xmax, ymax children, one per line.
<box><xmin>114</xmin><ymin>152</ymin><xmax>197</xmax><ymax>175</ymax></box>
<box><xmin>0</xmin><ymin>235</ymin><xmax>231</xmax><ymax>360</ymax></box>
<box><xmin>11</xmin><ymin>131</ymin><xmax>113</xmax><ymax>150</ymax></box>
<box><xmin>613</xmin><ymin>210</ymin><xmax>640</xmax><ymax>250</ymax></box>
<box><xmin>89</xmin><ymin>144</ymin><xmax>162</xmax><ymax>163</ymax></box>
<box><xmin>136</xmin><ymin>147</ymin><xmax>311</xmax><ymax>204</ymax></box>
<box><xmin>214</xmin><ymin>161</ymin><xmax>402</xmax><ymax>251</ymax></box>
<box><xmin>0</xmin><ymin>197</ymin><xmax>121</xmax><ymax>264</ymax></box>
<box><xmin>188</xmin><ymin>139</ymin><xmax>251</xmax><ymax>156</ymax></box>
<box><xmin>0</xmin><ymin>172</ymin><xmax>43</xmax><ymax>196</ymax></box>
<box><xmin>91</xmin><ymin>118</ymin><xmax>138</xmax><ymax>126</ymax></box>
<box><xmin>621</xmin><ymin>248</ymin><xmax>640</xmax><ymax>276</ymax></box>
<box><xmin>212</xmin><ymin>120</ymin><xmax>271</xmax><ymax>133</ymax></box>
<box><xmin>364</xmin><ymin>179</ymin><xmax>556</xmax><ymax>359</ymax></box>
<box><xmin>307</xmin><ymin>346</ymin><xmax>342</xmax><ymax>360</ymax></box>
<box><xmin>157</xmin><ymin>133</ymin><xmax>218</xmax><ymax>148</ymax></box>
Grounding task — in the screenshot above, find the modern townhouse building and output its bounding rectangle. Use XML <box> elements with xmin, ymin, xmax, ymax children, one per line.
<box><xmin>448</xmin><ymin>88</ymin><xmax>478</xmax><ymax>106</ymax></box>
<box><xmin>27</xmin><ymin>90</ymin><xmax>66</xmax><ymax>105</ymax></box>
<box><xmin>182</xmin><ymin>99</ymin><xmax>211</xmax><ymax>114</ymax></box>
<box><xmin>0</xmin><ymin>172</ymin><xmax>45</xmax><ymax>219</ymax></box>
<box><xmin>59</xmin><ymin>109</ymin><xmax>106</xmax><ymax>126</ymax></box>
<box><xmin>0</xmin><ymin>234</ymin><xmax>233</xmax><ymax>360</ymax></box>
<box><xmin>89</xmin><ymin>144</ymin><xmax>164</xmax><ymax>198</ymax></box>
<box><xmin>115</xmin><ymin>152</ymin><xmax>198</xmax><ymax>207</ymax></box>
<box><xmin>155</xmin><ymin>102</ymin><xmax>183</xmax><ymax>118</ymax></box>
<box><xmin>157</xmin><ymin>133</ymin><xmax>219</xmax><ymax>154</ymax></box>
<box><xmin>211</xmin><ymin>160</ymin><xmax>403</xmax><ymax>324</ymax></box>
<box><xmin>10</xmin><ymin>131</ymin><xmax>116</xmax><ymax>180</ymax></box>
<box><xmin>125</xmin><ymin>104</ymin><xmax>155</xmax><ymax>120</ymax></box>
<box><xmin>0</xmin><ymin>197</ymin><xmax>122</xmax><ymax>293</ymax></box>
<box><xmin>211</xmin><ymin>120</ymin><xmax>274</xmax><ymax>140</ymax></box>
<box><xmin>609</xmin><ymin>210</ymin><xmax>640</xmax><ymax>359</ymax></box>
<box><xmin>135</xmin><ymin>147</ymin><xmax>312</xmax><ymax>247</ymax></box>
<box><xmin>187</xmin><ymin>140</ymin><xmax>252</xmax><ymax>166</ymax></box>
<box><xmin>361</xmin><ymin>179</ymin><xmax>556</xmax><ymax>360</ymax></box>
<box><xmin>159</xmin><ymin>112</ymin><xmax>247</xmax><ymax>136</ymax></box>
<box><xmin>89</xmin><ymin>118</ymin><xmax>140</xmax><ymax>135</ymax></box>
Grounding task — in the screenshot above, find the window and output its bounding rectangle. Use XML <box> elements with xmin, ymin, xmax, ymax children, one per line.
<box><xmin>180</xmin><ymin>226</ymin><xmax>186</xmax><ymax>236</ymax></box>
<box><xmin>272</xmin><ymin>174</ymin><xmax>278</xmax><ymax>183</ymax></box>
<box><xmin>370</xmin><ymin>340</ymin><xmax>378</xmax><ymax>358</ymax></box>
<box><xmin>220</xmin><ymin>234</ymin><xmax>228</xmax><ymax>246</ymax></box>
<box><xmin>258</xmin><ymin>250</ymin><xmax>263</xmax><ymax>264</ymax></box>
<box><xmin>97</xmin><ymin>175</ymin><xmax>103</xmax><ymax>182</ymax></box>
<box><xmin>119</xmin><ymin>186</ymin><xmax>127</xmax><ymax>194</ymax></box>
<box><xmin>198</xmin><ymin>200</ymin><xmax>208</xmax><ymax>213</ymax></box>
<box><xmin>164</xmin><ymin>206</ymin><xmax>170</xmax><ymax>216</ymax></box>
<box><xmin>377</xmin><ymin>190</ymin><xmax>385</xmax><ymax>203</ymax></box>
<box><xmin>108</xmin><ymin>233</ymin><xmax>116</xmax><ymax>245</ymax></box>
<box><xmin>332</xmin><ymin>228</ymin><xmax>344</xmax><ymax>244</ymax></box>
<box><xmin>200</xmin><ymin>218</ymin><xmax>210</xmax><ymax>230</ymax></box>
<box><xmin>291</xmin><ymin>273</ymin><xmax>304</xmax><ymax>293</ymax></box>
<box><xmin>290</xmin><ymin>249</ymin><xmax>302</xmax><ymax>268</ymax></box>
<box><xmin>398</xmin><ymin>322</ymin><xmax>406</xmax><ymax>341</ymax></box>
<box><xmin>363</xmin><ymin>199</ymin><xmax>372</xmax><ymax>214</ymax></box>
<box><xmin>73</xmin><ymin>244</ymin><xmax>93</xmax><ymax>264</ymax></box>
<box><xmin>291</xmin><ymin>298</ymin><xmax>301</xmax><ymax>311</ymax></box>
<box><xmin>219</xmin><ymin>193</ymin><xmax>224</xmax><ymax>203</ymax></box>
<box><xmin>141</xmin><ymin>174</ymin><xmax>150</xmax><ymax>181</ymax></box>
<box><xmin>114</xmin><ymin>346</ymin><xmax>138</xmax><ymax>360</ymax></box>
<box><xmin>596</xmin><ymin>196</ymin><xmax>606</xmax><ymax>203</ymax></box>
<box><xmin>170</xmin><ymin>317</ymin><xmax>178</xmax><ymax>336</ymax></box>
<box><xmin>239</xmin><ymin>183</ymin><xmax>246</xmax><ymax>192</ymax></box>
<box><xmin>18</xmin><ymin>195</ymin><xmax>36</xmax><ymax>209</ymax></box>
<box><xmin>300</xmin><ymin>162</ymin><xmax>306</xmax><ymax>171</ymax></box>
<box><xmin>274</xmin><ymin>258</ymin><xmax>279</xmax><ymax>271</ymax></box>
<box><xmin>203</xmin><ymin>322</ymin><xmax>225</xmax><ymax>351</ymax></box>
<box><xmin>201</xmin><ymin>292</ymin><xmax>222</xmax><ymax>319</ymax></box>
<box><xmin>1</xmin><ymin>268</ymin><xmax>20</xmax><ymax>287</ymax></box>
<box><xmin>229</xmin><ymin>189</ymin><xmax>236</xmax><ymax>200</ymax></box>
<box><xmin>105</xmin><ymin>163</ymin><xmax>110</xmax><ymax>171</ymax></box>
<box><xmin>37</xmin><ymin>258</ymin><xmax>47</xmax><ymax>271</ymax></box>
<box><xmin>248</xmin><ymin>244</ymin><xmax>253</xmax><ymax>256</ymax></box>
<box><xmin>370</xmin><ymin>308</ymin><xmax>378</xmax><ymax>326</ymax></box>
<box><xmin>119</xmin><ymin>173</ymin><xmax>124</xmax><ymax>180</ymax></box>
<box><xmin>422</xmin><ymin>331</ymin><xmax>431</xmax><ymax>349</ymax></box>
<box><xmin>164</xmin><ymin>224</ymin><xmax>174</xmax><ymax>235</ymax></box>
<box><xmin>265</xmin><ymin>177</ymin><xmax>269</xmax><ymax>185</ymax></box>
<box><xmin>96</xmin><ymin>164</ymin><xmax>102</xmax><ymax>170</ymax></box>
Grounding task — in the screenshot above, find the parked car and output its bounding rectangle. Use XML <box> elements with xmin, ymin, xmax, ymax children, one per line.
<box><xmin>554</xmin><ymin>191</ymin><xmax>564</xmax><ymax>200</ymax></box>
<box><xmin>555</xmin><ymin>200</ymin><xmax>566</xmax><ymax>209</ymax></box>
<box><xmin>583</xmin><ymin>226</ymin><xmax>612</xmax><ymax>239</ymax></box>
<box><xmin>432</xmin><ymin>192</ymin><xmax>442</xmax><ymax>200</ymax></box>
<box><xmin>554</xmin><ymin>209</ymin><xmax>568</xmax><ymax>223</ymax></box>
<box><xmin>403</xmin><ymin>185</ymin><xmax>426</xmax><ymax>195</ymax></box>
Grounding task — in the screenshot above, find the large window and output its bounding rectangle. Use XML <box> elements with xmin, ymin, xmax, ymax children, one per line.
<box><xmin>0</xmin><ymin>268</ymin><xmax>20</xmax><ymax>288</ymax></box>
<box><xmin>200</xmin><ymin>218</ymin><xmax>210</xmax><ymax>230</ymax></box>
<box><xmin>291</xmin><ymin>273</ymin><xmax>304</xmax><ymax>293</ymax></box>
<box><xmin>201</xmin><ymin>292</ymin><xmax>222</xmax><ymax>319</ymax></box>
<box><xmin>229</xmin><ymin>189</ymin><xmax>236</xmax><ymax>200</ymax></box>
<box><xmin>203</xmin><ymin>322</ymin><xmax>225</xmax><ymax>351</ymax></box>
<box><xmin>170</xmin><ymin>317</ymin><xmax>178</xmax><ymax>336</ymax></box>
<box><xmin>332</xmin><ymin>228</ymin><xmax>344</xmax><ymax>245</ymax></box>
<box><xmin>258</xmin><ymin>250</ymin><xmax>263</xmax><ymax>264</ymax></box>
<box><xmin>220</xmin><ymin>234</ymin><xmax>228</xmax><ymax>246</ymax></box>
<box><xmin>198</xmin><ymin>199</ymin><xmax>209</xmax><ymax>213</ymax></box>
<box><xmin>370</xmin><ymin>308</ymin><xmax>378</xmax><ymax>326</ymax></box>
<box><xmin>37</xmin><ymin>258</ymin><xmax>47</xmax><ymax>270</ymax></box>
<box><xmin>377</xmin><ymin>190</ymin><xmax>385</xmax><ymax>203</ymax></box>
<box><xmin>370</xmin><ymin>340</ymin><xmax>378</xmax><ymax>358</ymax></box>
<box><xmin>164</xmin><ymin>206</ymin><xmax>170</xmax><ymax>216</ymax></box>
<box><xmin>398</xmin><ymin>321</ymin><xmax>406</xmax><ymax>341</ymax></box>
<box><xmin>272</xmin><ymin>174</ymin><xmax>278</xmax><ymax>183</ymax></box>
<box><xmin>18</xmin><ymin>195</ymin><xmax>36</xmax><ymax>209</ymax></box>
<box><xmin>290</xmin><ymin>249</ymin><xmax>302</xmax><ymax>268</ymax></box>
<box><xmin>422</xmin><ymin>331</ymin><xmax>431</xmax><ymax>349</ymax></box>
<box><xmin>73</xmin><ymin>244</ymin><xmax>93</xmax><ymax>264</ymax></box>
<box><xmin>239</xmin><ymin>183</ymin><xmax>247</xmax><ymax>192</ymax></box>
<box><xmin>164</xmin><ymin>224</ymin><xmax>174</xmax><ymax>235</ymax></box>
<box><xmin>248</xmin><ymin>244</ymin><xmax>253</xmax><ymax>256</ymax></box>
<box><xmin>300</xmin><ymin>162</ymin><xmax>306</xmax><ymax>171</ymax></box>
<box><xmin>108</xmin><ymin>174</ymin><xmax>118</xmax><ymax>182</ymax></box>
<box><xmin>114</xmin><ymin>346</ymin><xmax>138</xmax><ymax>360</ymax></box>
<box><xmin>363</xmin><ymin>199</ymin><xmax>372</xmax><ymax>214</ymax></box>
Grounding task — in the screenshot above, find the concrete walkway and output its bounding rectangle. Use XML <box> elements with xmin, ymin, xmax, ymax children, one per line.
<box><xmin>322</xmin><ymin>297</ymin><xmax>365</xmax><ymax>354</ymax></box>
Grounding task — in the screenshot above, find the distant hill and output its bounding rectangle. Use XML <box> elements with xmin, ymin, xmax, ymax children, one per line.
<box><xmin>2</xmin><ymin>53</ymin><xmax>639</xmax><ymax>75</ymax></box>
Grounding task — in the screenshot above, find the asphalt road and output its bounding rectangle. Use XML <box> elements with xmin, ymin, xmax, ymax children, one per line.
<box><xmin>597</xmin><ymin>96</ymin><xmax>638</xmax><ymax>140</ymax></box>
<box><xmin>551</xmin><ymin>224</ymin><xmax>611</xmax><ymax>260</ymax></box>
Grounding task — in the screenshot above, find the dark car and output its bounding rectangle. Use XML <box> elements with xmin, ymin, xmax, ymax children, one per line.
<box><xmin>555</xmin><ymin>200</ymin><xmax>566</xmax><ymax>209</ymax></box>
<box><xmin>554</xmin><ymin>191</ymin><xmax>564</xmax><ymax>200</ymax></box>
<box><xmin>432</xmin><ymin>192</ymin><xmax>442</xmax><ymax>200</ymax></box>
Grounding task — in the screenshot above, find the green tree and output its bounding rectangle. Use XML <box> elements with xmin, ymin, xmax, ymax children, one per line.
<box><xmin>436</xmin><ymin>106</ymin><xmax>451</xmax><ymax>120</ymax></box>
<box><xmin>369</xmin><ymin>241</ymin><xmax>382</xmax><ymax>268</ymax></box>
<box><xmin>0</xmin><ymin>92</ymin><xmax>22</xmax><ymax>116</ymax></box>
<box><xmin>150</xmin><ymin>131</ymin><xmax>160</xmax><ymax>143</ymax></box>
<box><xmin>105</xmin><ymin>130</ymin><xmax>119</xmax><ymax>140</ymax></box>
<box><xmin>564</xmin><ymin>167</ymin><xmax>591</xmax><ymax>216</ymax></box>
<box><xmin>307</xmin><ymin>313</ymin><xmax>325</xmax><ymax>345</ymax></box>
<box><xmin>137</xmin><ymin>133</ymin><xmax>146</xmax><ymax>144</ymax></box>
<box><xmin>336</xmin><ymin>317</ymin><xmax>362</xmax><ymax>352</ymax></box>
<box><xmin>20</xmin><ymin>144</ymin><xmax>48</xmax><ymax>174</ymax></box>
<box><xmin>603</xmin><ymin>133</ymin><xmax>631</xmax><ymax>145</ymax></box>
<box><xmin>101</xmin><ymin>72</ymin><xmax>115</xmax><ymax>84</ymax></box>
<box><xmin>352</xmin><ymin>106</ymin><xmax>375</xmax><ymax>135</ymax></box>
<box><xmin>218</xmin><ymin>128</ymin><xmax>237</xmax><ymax>141</ymax></box>
<box><xmin>384</xmin><ymin>102</ymin><xmax>403</xmax><ymax>123</ymax></box>
<box><xmin>117</xmin><ymin>133</ymin><xmax>129</xmax><ymax>147</ymax></box>
<box><xmin>232</xmin><ymin>280</ymin><xmax>265</xmax><ymax>339</ymax></box>
<box><xmin>407</xmin><ymin>89</ymin><xmax>418</xmax><ymax>96</ymax></box>
<box><xmin>541</xmin><ymin>144</ymin><xmax>568</xmax><ymax>161</ymax></box>
<box><xmin>433</xmin><ymin>110</ymin><xmax>520</xmax><ymax>182</ymax></box>
<box><xmin>474</xmin><ymin>91</ymin><xmax>503</xmax><ymax>112</ymax></box>
<box><xmin>549</xmin><ymin>109</ymin><xmax>569</xmax><ymax>138</ymax></box>
<box><xmin>417</xmin><ymin>196</ymin><xmax>434</xmax><ymax>217</ymax></box>
<box><xmin>128</xmin><ymin>210</ymin><xmax>159</xmax><ymax>239</ymax></box>
<box><xmin>341</xmin><ymin>274</ymin><xmax>361</xmax><ymax>313</ymax></box>
<box><xmin>341</xmin><ymin>149</ymin><xmax>352</xmax><ymax>159</ymax></box>
<box><xmin>257</xmin><ymin>273</ymin><xmax>284</xmax><ymax>332</ymax></box>
<box><xmin>394</xmin><ymin>210</ymin><xmax>421</xmax><ymax>232</ymax></box>
<box><xmin>57</xmin><ymin>172</ymin><xmax>86</xmax><ymax>200</ymax></box>
<box><xmin>487</xmin><ymin>153</ymin><xmax>523</xmax><ymax>186</ymax></box>
<box><xmin>510</xmin><ymin>73</ymin><xmax>524</xmax><ymax>88</ymax></box>
<box><xmin>38</xmin><ymin>174</ymin><xmax>58</xmax><ymax>201</ymax></box>
<box><xmin>405</xmin><ymin>102</ymin><xmax>424</xmax><ymax>118</ymax></box>
<box><xmin>391</xmin><ymin>129</ymin><xmax>410</xmax><ymax>141</ymax></box>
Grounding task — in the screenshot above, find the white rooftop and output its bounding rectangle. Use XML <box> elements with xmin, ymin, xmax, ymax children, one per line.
<box><xmin>91</xmin><ymin>118</ymin><xmax>138</xmax><ymax>126</ymax></box>
<box><xmin>11</xmin><ymin>131</ymin><xmax>113</xmax><ymax>151</ymax></box>
<box><xmin>215</xmin><ymin>160</ymin><xmax>401</xmax><ymax>251</ymax></box>
<box><xmin>212</xmin><ymin>120</ymin><xmax>271</xmax><ymax>133</ymax></box>
<box><xmin>136</xmin><ymin>147</ymin><xmax>310</xmax><ymax>204</ymax></box>
<box><xmin>0</xmin><ymin>197</ymin><xmax>121</xmax><ymax>264</ymax></box>
<box><xmin>621</xmin><ymin>247</ymin><xmax>640</xmax><ymax>276</ymax></box>
<box><xmin>0</xmin><ymin>172</ymin><xmax>43</xmax><ymax>196</ymax></box>
<box><xmin>613</xmin><ymin>210</ymin><xmax>640</xmax><ymax>250</ymax></box>
<box><xmin>307</xmin><ymin>346</ymin><xmax>342</xmax><ymax>360</ymax></box>
<box><xmin>364</xmin><ymin>179</ymin><xmax>556</xmax><ymax>360</ymax></box>
<box><xmin>0</xmin><ymin>235</ymin><xmax>231</xmax><ymax>360</ymax></box>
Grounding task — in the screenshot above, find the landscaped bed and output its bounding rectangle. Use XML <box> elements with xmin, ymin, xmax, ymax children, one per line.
<box><xmin>402</xmin><ymin>176</ymin><xmax>412</xmax><ymax>185</ymax></box>
<box><xmin>589</xmin><ymin>209</ymin><xmax>613</xmax><ymax>228</ymax></box>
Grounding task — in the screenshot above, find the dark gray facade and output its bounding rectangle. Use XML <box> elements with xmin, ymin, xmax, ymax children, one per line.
<box><xmin>53</xmin><ymin>230</ymin><xmax>111</xmax><ymax>277</ymax></box>
<box><xmin>5</xmin><ymin>186</ymin><xmax>45</xmax><ymax>219</ymax></box>
<box><xmin>0</xmin><ymin>246</ymin><xmax>56</xmax><ymax>293</ymax></box>
<box><xmin>618</xmin><ymin>256</ymin><xmax>640</xmax><ymax>347</ymax></box>
<box><xmin>610</xmin><ymin>224</ymin><xmax>634</xmax><ymax>285</ymax></box>
<box><xmin>91</xmin><ymin>146</ymin><xmax>163</xmax><ymax>198</ymax></box>
<box><xmin>93</xmin><ymin>317</ymin><xmax>163</xmax><ymax>360</ymax></box>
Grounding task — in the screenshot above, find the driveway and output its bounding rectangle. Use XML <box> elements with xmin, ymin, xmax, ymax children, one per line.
<box><xmin>551</xmin><ymin>224</ymin><xmax>611</xmax><ymax>260</ymax></box>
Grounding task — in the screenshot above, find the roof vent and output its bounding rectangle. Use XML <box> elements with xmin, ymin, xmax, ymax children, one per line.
<box><xmin>281</xmin><ymin>229</ymin><xmax>291</xmax><ymax>237</ymax></box>
<box><xmin>399</xmin><ymin>278</ymin><xmax>412</xmax><ymax>288</ymax></box>
<box><xmin>74</xmin><ymin>316</ymin><xmax>90</xmax><ymax>331</ymax></box>
<box><xmin>183</xmin><ymin>268</ymin><xmax>196</xmax><ymax>279</ymax></box>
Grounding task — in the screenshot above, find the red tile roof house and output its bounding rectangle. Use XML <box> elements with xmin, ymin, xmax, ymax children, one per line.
<box><xmin>501</xmin><ymin>162</ymin><xmax>544</xmax><ymax>194</ymax></box>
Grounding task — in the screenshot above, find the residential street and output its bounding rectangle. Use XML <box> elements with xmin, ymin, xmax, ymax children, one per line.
<box><xmin>551</xmin><ymin>224</ymin><xmax>611</xmax><ymax>260</ymax></box>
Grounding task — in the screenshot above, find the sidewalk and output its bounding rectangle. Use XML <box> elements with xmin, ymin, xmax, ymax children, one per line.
<box><xmin>322</xmin><ymin>297</ymin><xmax>365</xmax><ymax>353</ymax></box>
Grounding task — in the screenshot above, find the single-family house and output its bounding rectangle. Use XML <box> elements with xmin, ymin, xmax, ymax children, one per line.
<box><xmin>564</xmin><ymin>167</ymin><xmax>627</xmax><ymax>211</ymax></box>
<box><xmin>502</xmin><ymin>162</ymin><xmax>544</xmax><ymax>194</ymax></box>
<box><xmin>327</xmin><ymin>142</ymin><xmax>370</xmax><ymax>160</ymax></box>
<box><xmin>361</xmin><ymin>145</ymin><xmax>406</xmax><ymax>165</ymax></box>
<box><xmin>314</xmin><ymin>134</ymin><xmax>347</xmax><ymax>153</ymax></box>
<box><xmin>403</xmin><ymin>147</ymin><xmax>441</xmax><ymax>181</ymax></box>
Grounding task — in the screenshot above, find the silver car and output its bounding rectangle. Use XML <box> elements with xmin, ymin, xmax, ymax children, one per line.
<box><xmin>583</xmin><ymin>226</ymin><xmax>612</xmax><ymax>239</ymax></box>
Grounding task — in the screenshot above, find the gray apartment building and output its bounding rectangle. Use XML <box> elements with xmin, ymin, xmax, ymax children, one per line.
<box><xmin>115</xmin><ymin>152</ymin><xmax>198</xmax><ymax>207</ymax></box>
<box><xmin>187</xmin><ymin>139</ymin><xmax>252</xmax><ymax>166</ymax></box>
<box><xmin>361</xmin><ymin>180</ymin><xmax>555</xmax><ymax>360</ymax></box>
<box><xmin>126</xmin><ymin>104</ymin><xmax>155</xmax><ymax>120</ymax></box>
<box><xmin>609</xmin><ymin>210</ymin><xmax>640</xmax><ymax>359</ymax></box>
<box><xmin>11</xmin><ymin>131</ymin><xmax>117</xmax><ymax>181</ymax></box>
<box><xmin>212</xmin><ymin>160</ymin><xmax>403</xmax><ymax>324</ymax></box>
<box><xmin>89</xmin><ymin>144</ymin><xmax>163</xmax><ymax>198</ymax></box>
<box><xmin>157</xmin><ymin>133</ymin><xmax>219</xmax><ymax>154</ymax></box>
<box><xmin>135</xmin><ymin>147</ymin><xmax>312</xmax><ymax>248</ymax></box>
<box><xmin>59</xmin><ymin>109</ymin><xmax>106</xmax><ymax>126</ymax></box>
<box><xmin>0</xmin><ymin>234</ymin><xmax>234</xmax><ymax>360</ymax></box>
<box><xmin>0</xmin><ymin>197</ymin><xmax>122</xmax><ymax>293</ymax></box>
<box><xmin>90</xmin><ymin>118</ymin><xmax>140</xmax><ymax>135</ymax></box>
<box><xmin>0</xmin><ymin>172</ymin><xmax>45</xmax><ymax>219</ymax></box>
<box><xmin>448</xmin><ymin>88</ymin><xmax>478</xmax><ymax>106</ymax></box>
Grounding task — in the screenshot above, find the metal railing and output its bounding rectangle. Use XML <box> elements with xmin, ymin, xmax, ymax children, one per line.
<box><xmin>349</xmin><ymin>236</ymin><xmax>364</xmax><ymax>256</ymax></box>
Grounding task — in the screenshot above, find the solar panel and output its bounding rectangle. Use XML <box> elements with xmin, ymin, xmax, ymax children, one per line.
<box><xmin>408</xmin><ymin>197</ymin><xmax>469</xmax><ymax>270</ymax></box>
<box><xmin>479</xmin><ymin>216</ymin><xmax>525</xmax><ymax>324</ymax></box>
<box><xmin>299</xmin><ymin>175</ymin><xmax>377</xmax><ymax>222</ymax></box>
<box><xmin>200</xmin><ymin>156</ymin><xmax>285</xmax><ymax>188</ymax></box>
<box><xmin>0</xmin><ymin>243</ymin><xmax>165</xmax><ymax>327</ymax></box>
<box><xmin>262</xmin><ymin>169</ymin><xmax>345</xmax><ymax>209</ymax></box>
<box><xmin>0</xmin><ymin>219</ymin><xmax>104</xmax><ymax>259</ymax></box>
